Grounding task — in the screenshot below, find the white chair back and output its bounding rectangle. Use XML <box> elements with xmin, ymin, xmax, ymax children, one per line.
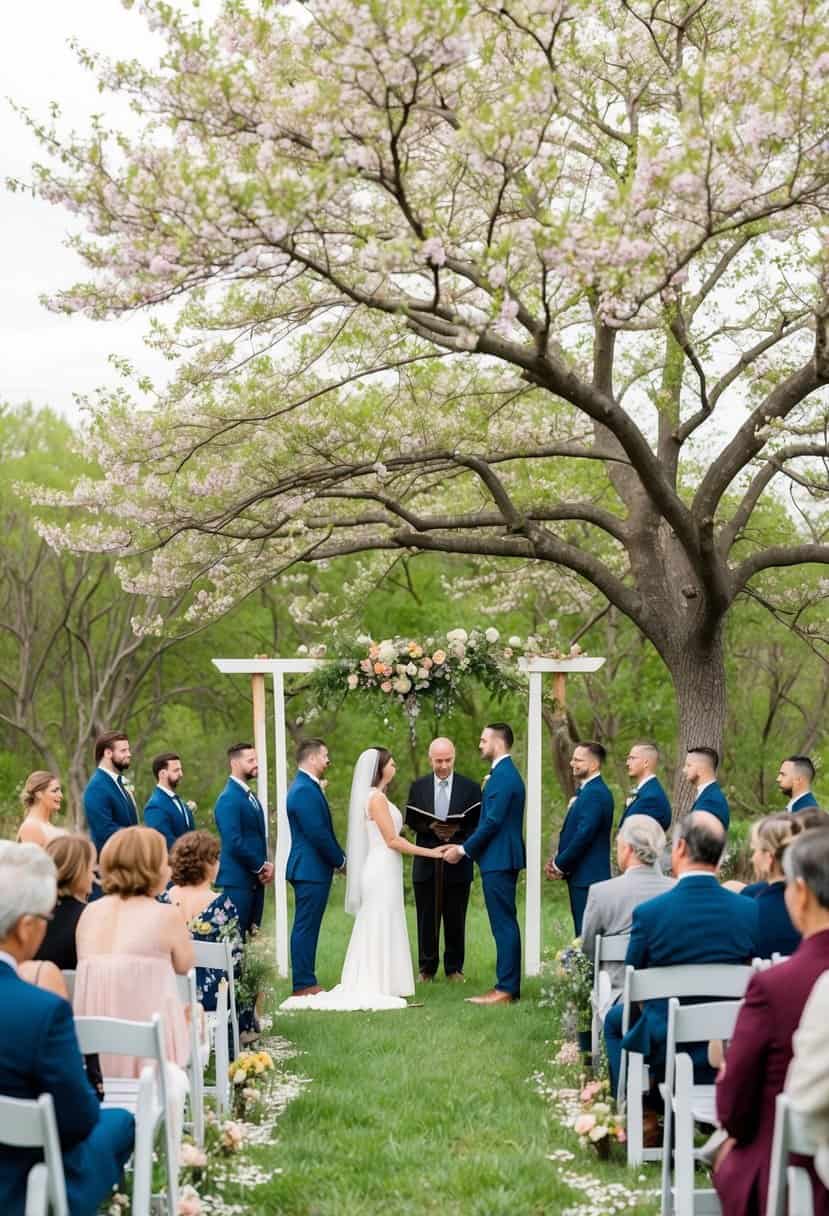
<box><xmin>174</xmin><ymin>969</ymin><xmax>205</xmax><ymax>1146</ymax></box>
<box><xmin>766</xmin><ymin>1093</ymin><xmax>821</xmax><ymax>1216</ymax></box>
<box><xmin>0</xmin><ymin>1092</ymin><xmax>68</xmax><ymax>1216</ymax></box>
<box><xmin>73</xmin><ymin>1013</ymin><xmax>177</xmax><ymax>1216</ymax></box>
<box><xmin>590</xmin><ymin>934</ymin><xmax>630</xmax><ymax>1065</ymax></box>
<box><xmin>661</xmin><ymin>998</ymin><xmax>743</xmax><ymax>1216</ymax></box>
<box><xmin>61</xmin><ymin>971</ymin><xmax>75</xmax><ymax>1002</ymax></box>
<box><xmin>192</xmin><ymin>939</ymin><xmax>240</xmax><ymax>1059</ymax></box>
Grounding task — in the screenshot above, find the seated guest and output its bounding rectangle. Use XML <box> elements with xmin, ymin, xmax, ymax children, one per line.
<box><xmin>16</xmin><ymin>770</ymin><xmax>67</xmax><ymax>847</ymax></box>
<box><xmin>603</xmin><ymin>812</ymin><xmax>758</xmax><ymax>1102</ymax></box>
<box><xmin>737</xmin><ymin>813</ymin><xmax>801</xmax><ymax>958</ymax></box>
<box><xmin>619</xmin><ymin>743</ymin><xmax>672</xmax><ymax>830</ymax></box>
<box><xmin>683</xmin><ymin>747</ymin><xmax>730</xmax><ymax>827</ymax></box>
<box><xmin>792</xmin><ymin>806</ymin><xmax>829</xmax><ymax>831</ymax></box>
<box><xmin>143</xmin><ymin>752</ymin><xmax>195</xmax><ymax>853</ymax></box>
<box><xmin>0</xmin><ymin>842</ymin><xmax>133</xmax><ymax>1216</ymax></box>
<box><xmin>75</xmin><ymin>827</ymin><xmax>193</xmax><ymax>1142</ymax></box>
<box><xmin>777</xmin><ymin>754</ymin><xmax>819</xmax><ymax>813</ymax></box>
<box><xmin>33</xmin><ymin>834</ymin><xmax>97</xmax><ymax>971</ymax></box>
<box><xmin>714</xmin><ymin>827</ymin><xmax>829</xmax><ymax>1216</ymax></box>
<box><xmin>787</xmin><ymin>969</ymin><xmax>829</xmax><ymax>1194</ymax></box>
<box><xmin>581</xmin><ymin>814</ymin><xmax>674</xmax><ymax>1014</ymax></box>
<box><xmin>163</xmin><ymin>831</ymin><xmax>243</xmax><ymax>1013</ymax></box>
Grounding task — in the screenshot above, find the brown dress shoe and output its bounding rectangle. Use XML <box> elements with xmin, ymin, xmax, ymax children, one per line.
<box><xmin>417</xmin><ymin>972</ymin><xmax>434</xmax><ymax>983</ymax></box>
<box><xmin>464</xmin><ymin>988</ymin><xmax>518</xmax><ymax>1005</ymax></box>
<box><xmin>446</xmin><ymin>972</ymin><xmax>465</xmax><ymax>983</ymax></box>
<box><xmin>642</xmin><ymin>1109</ymin><xmax>662</xmax><ymax>1148</ymax></box>
<box><xmin>292</xmin><ymin>984</ymin><xmax>325</xmax><ymax>996</ymax></box>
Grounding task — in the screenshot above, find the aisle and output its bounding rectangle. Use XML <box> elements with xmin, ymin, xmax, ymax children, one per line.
<box><xmin>241</xmin><ymin>886</ymin><xmax>661</xmax><ymax>1216</ymax></box>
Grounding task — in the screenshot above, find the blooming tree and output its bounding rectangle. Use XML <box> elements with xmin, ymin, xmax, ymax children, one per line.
<box><xmin>17</xmin><ymin>0</ymin><xmax>829</xmax><ymax>787</ymax></box>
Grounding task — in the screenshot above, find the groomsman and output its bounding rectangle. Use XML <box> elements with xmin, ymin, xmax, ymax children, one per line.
<box><xmin>547</xmin><ymin>742</ymin><xmax>614</xmax><ymax>935</ymax></box>
<box><xmin>83</xmin><ymin>730</ymin><xmax>138</xmax><ymax>857</ymax></box>
<box><xmin>777</xmin><ymin>755</ymin><xmax>819</xmax><ymax>812</ymax></box>
<box><xmin>143</xmin><ymin>752</ymin><xmax>195</xmax><ymax>851</ymax></box>
<box><xmin>214</xmin><ymin>743</ymin><xmax>273</xmax><ymax>938</ymax></box>
<box><xmin>444</xmin><ymin>723</ymin><xmax>526</xmax><ymax>1005</ymax></box>
<box><xmin>619</xmin><ymin>742</ymin><xmax>671</xmax><ymax>830</ymax></box>
<box><xmin>406</xmin><ymin>737</ymin><xmax>481</xmax><ymax>983</ymax></box>
<box><xmin>683</xmin><ymin>746</ymin><xmax>730</xmax><ymax>827</ymax></box>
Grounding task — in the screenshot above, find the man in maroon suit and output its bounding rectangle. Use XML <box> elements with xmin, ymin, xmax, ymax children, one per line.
<box><xmin>714</xmin><ymin>825</ymin><xmax>829</xmax><ymax>1216</ymax></box>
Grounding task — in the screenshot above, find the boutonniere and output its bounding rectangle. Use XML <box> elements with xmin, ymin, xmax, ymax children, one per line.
<box><xmin>481</xmin><ymin>773</ymin><xmax>490</xmax><ymax>789</ymax></box>
<box><xmin>624</xmin><ymin>792</ymin><xmax>637</xmax><ymax>808</ymax></box>
<box><xmin>186</xmin><ymin>799</ymin><xmax>198</xmax><ymax>813</ymax></box>
<box><xmin>320</xmin><ymin>779</ymin><xmax>329</xmax><ymax>791</ymax></box>
<box><xmin>566</xmin><ymin>795</ymin><xmax>577</xmax><ymax>809</ymax></box>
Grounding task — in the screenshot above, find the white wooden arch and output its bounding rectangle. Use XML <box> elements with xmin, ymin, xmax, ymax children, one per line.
<box><xmin>213</xmin><ymin>654</ymin><xmax>605</xmax><ymax>977</ymax></box>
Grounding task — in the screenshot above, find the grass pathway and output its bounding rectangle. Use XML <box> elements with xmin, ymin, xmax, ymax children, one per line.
<box><xmin>242</xmin><ymin>881</ymin><xmax>661</xmax><ymax>1215</ymax></box>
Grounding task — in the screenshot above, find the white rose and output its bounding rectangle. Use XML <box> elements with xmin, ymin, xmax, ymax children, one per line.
<box><xmin>446</xmin><ymin>628</ymin><xmax>468</xmax><ymax>643</ymax></box>
<box><xmin>296</xmin><ymin>644</ymin><xmax>309</xmax><ymax>655</ymax></box>
<box><xmin>588</xmin><ymin>1124</ymin><xmax>609</xmax><ymax>1142</ymax></box>
<box><xmin>393</xmin><ymin>676</ymin><xmax>412</xmax><ymax>694</ymax></box>
<box><xmin>485</xmin><ymin>627</ymin><xmax>500</xmax><ymax>644</ymax></box>
<box><xmin>356</xmin><ymin>633</ymin><xmax>372</xmax><ymax>645</ymax></box>
<box><xmin>232</xmin><ymin>1068</ymin><xmax>247</xmax><ymax>1085</ymax></box>
<box><xmin>449</xmin><ymin>640</ymin><xmax>466</xmax><ymax>658</ymax></box>
<box><xmin>417</xmin><ymin>667</ymin><xmax>430</xmax><ymax>680</ymax></box>
<box><xmin>377</xmin><ymin>640</ymin><xmax>397</xmax><ymax>664</ymax></box>
<box><xmin>508</xmin><ymin>635</ymin><xmax>522</xmax><ymax>647</ymax></box>
<box><xmin>405</xmin><ymin>662</ymin><xmax>417</xmax><ymax>676</ymax></box>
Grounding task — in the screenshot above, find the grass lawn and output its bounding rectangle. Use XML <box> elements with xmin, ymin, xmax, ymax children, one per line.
<box><xmin>236</xmin><ymin>876</ymin><xmax>662</xmax><ymax>1216</ymax></box>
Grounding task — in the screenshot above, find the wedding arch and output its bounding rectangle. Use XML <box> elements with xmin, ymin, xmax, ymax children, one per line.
<box><xmin>213</xmin><ymin>653</ymin><xmax>605</xmax><ymax>977</ymax></box>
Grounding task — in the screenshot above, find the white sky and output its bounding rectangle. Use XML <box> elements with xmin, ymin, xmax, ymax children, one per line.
<box><xmin>0</xmin><ymin>1</ymin><xmax>213</xmax><ymax>418</ymax></box>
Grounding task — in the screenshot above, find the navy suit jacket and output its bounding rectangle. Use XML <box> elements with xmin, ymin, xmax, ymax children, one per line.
<box><xmin>215</xmin><ymin>778</ymin><xmax>268</xmax><ymax>891</ymax></box>
<box><xmin>83</xmin><ymin>767</ymin><xmax>138</xmax><ymax>855</ymax></box>
<box><xmin>790</xmin><ymin>791</ymin><xmax>819</xmax><ymax>812</ymax></box>
<box><xmin>286</xmin><ymin>770</ymin><xmax>345</xmax><ymax>883</ymax></box>
<box><xmin>463</xmin><ymin>755</ymin><xmax>526</xmax><ymax>874</ymax></box>
<box><xmin>0</xmin><ymin>962</ymin><xmax>102</xmax><ymax>1211</ymax></box>
<box><xmin>143</xmin><ymin>787</ymin><xmax>195</xmax><ymax>852</ymax></box>
<box><xmin>741</xmin><ymin>881</ymin><xmax>801</xmax><ymax>958</ymax></box>
<box><xmin>622</xmin><ymin>874</ymin><xmax>759</xmax><ymax>1062</ymax></box>
<box><xmin>406</xmin><ymin>772</ymin><xmax>481</xmax><ymax>886</ymax></box>
<box><xmin>619</xmin><ymin>777</ymin><xmax>672</xmax><ymax>831</ymax></box>
<box><xmin>691</xmin><ymin>781</ymin><xmax>730</xmax><ymax>828</ymax></box>
<box><xmin>555</xmin><ymin>775</ymin><xmax>614</xmax><ymax>887</ymax></box>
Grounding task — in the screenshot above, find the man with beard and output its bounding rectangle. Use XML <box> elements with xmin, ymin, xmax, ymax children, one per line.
<box><xmin>143</xmin><ymin>752</ymin><xmax>195</xmax><ymax>851</ymax></box>
<box><xmin>83</xmin><ymin>730</ymin><xmax>138</xmax><ymax>858</ymax></box>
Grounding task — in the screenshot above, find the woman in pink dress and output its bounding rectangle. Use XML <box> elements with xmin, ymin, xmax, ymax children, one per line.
<box><xmin>75</xmin><ymin>826</ymin><xmax>194</xmax><ymax>1140</ymax></box>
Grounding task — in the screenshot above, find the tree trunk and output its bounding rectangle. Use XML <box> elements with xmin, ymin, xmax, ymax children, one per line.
<box><xmin>667</xmin><ymin>633</ymin><xmax>728</xmax><ymax>818</ymax></box>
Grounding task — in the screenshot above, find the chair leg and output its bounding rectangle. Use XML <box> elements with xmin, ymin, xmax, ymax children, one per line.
<box><xmin>674</xmin><ymin>1055</ymin><xmax>694</xmax><ymax>1216</ymax></box>
<box><xmin>627</xmin><ymin>1054</ymin><xmax>644</xmax><ymax>1167</ymax></box>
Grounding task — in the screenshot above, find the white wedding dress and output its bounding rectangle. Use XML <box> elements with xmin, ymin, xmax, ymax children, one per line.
<box><xmin>280</xmin><ymin>799</ymin><xmax>415</xmax><ymax>1012</ymax></box>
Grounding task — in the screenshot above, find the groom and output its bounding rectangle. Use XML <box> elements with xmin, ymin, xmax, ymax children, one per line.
<box><xmin>286</xmin><ymin>738</ymin><xmax>346</xmax><ymax>996</ymax></box>
<box><xmin>445</xmin><ymin>723</ymin><xmax>526</xmax><ymax>1005</ymax></box>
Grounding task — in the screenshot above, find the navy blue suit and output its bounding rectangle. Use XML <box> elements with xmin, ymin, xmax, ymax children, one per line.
<box><xmin>82</xmin><ymin>768</ymin><xmax>138</xmax><ymax>856</ymax></box>
<box><xmin>555</xmin><ymin>775</ymin><xmax>614</xmax><ymax>935</ymax></box>
<box><xmin>790</xmin><ymin>791</ymin><xmax>819</xmax><ymax>812</ymax></box>
<box><xmin>214</xmin><ymin>778</ymin><xmax>268</xmax><ymax>937</ymax></box>
<box><xmin>741</xmin><ymin>880</ymin><xmax>801</xmax><ymax>958</ymax></box>
<box><xmin>618</xmin><ymin>777</ymin><xmax>672</xmax><ymax>831</ymax></box>
<box><xmin>142</xmin><ymin>787</ymin><xmax>195</xmax><ymax>852</ymax></box>
<box><xmin>0</xmin><ymin>962</ymin><xmax>134</xmax><ymax>1216</ymax></box>
<box><xmin>463</xmin><ymin>755</ymin><xmax>526</xmax><ymax>996</ymax></box>
<box><xmin>603</xmin><ymin>875</ymin><xmax>759</xmax><ymax>1095</ymax></box>
<box><xmin>286</xmin><ymin>770</ymin><xmax>346</xmax><ymax>991</ymax></box>
<box><xmin>692</xmin><ymin>781</ymin><xmax>730</xmax><ymax>828</ymax></box>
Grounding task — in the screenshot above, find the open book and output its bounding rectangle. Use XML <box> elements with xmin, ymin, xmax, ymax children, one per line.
<box><xmin>405</xmin><ymin>803</ymin><xmax>481</xmax><ymax>837</ymax></box>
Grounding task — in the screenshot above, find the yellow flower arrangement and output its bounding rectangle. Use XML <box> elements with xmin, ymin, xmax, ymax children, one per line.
<box><xmin>229</xmin><ymin>1049</ymin><xmax>275</xmax><ymax>1086</ymax></box>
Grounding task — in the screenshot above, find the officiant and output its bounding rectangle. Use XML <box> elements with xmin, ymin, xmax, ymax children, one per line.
<box><xmin>406</xmin><ymin>737</ymin><xmax>481</xmax><ymax>982</ymax></box>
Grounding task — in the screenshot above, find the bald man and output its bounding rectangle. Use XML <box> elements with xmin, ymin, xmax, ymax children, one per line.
<box><xmin>405</xmin><ymin>738</ymin><xmax>482</xmax><ymax>982</ymax></box>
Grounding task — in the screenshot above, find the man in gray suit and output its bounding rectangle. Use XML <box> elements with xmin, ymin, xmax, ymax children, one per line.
<box><xmin>581</xmin><ymin>814</ymin><xmax>674</xmax><ymax>1012</ymax></box>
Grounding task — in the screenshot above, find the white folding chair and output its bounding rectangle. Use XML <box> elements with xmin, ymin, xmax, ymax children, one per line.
<box><xmin>192</xmin><ymin>939</ymin><xmax>240</xmax><ymax>1060</ymax></box>
<box><xmin>619</xmin><ymin>963</ymin><xmax>754</xmax><ymax>1167</ymax></box>
<box><xmin>60</xmin><ymin>971</ymin><xmax>75</xmax><ymax>1002</ymax></box>
<box><xmin>591</xmin><ymin>934</ymin><xmax>630</xmax><ymax>1067</ymax></box>
<box><xmin>766</xmin><ymin>1093</ymin><xmax>821</xmax><ymax>1216</ymax></box>
<box><xmin>202</xmin><ymin>979</ymin><xmax>231</xmax><ymax>1115</ymax></box>
<box><xmin>175</xmin><ymin>969</ymin><xmax>205</xmax><ymax>1147</ymax></box>
<box><xmin>25</xmin><ymin>1162</ymin><xmax>50</xmax><ymax>1216</ymax></box>
<box><xmin>660</xmin><ymin>998</ymin><xmax>742</xmax><ymax>1216</ymax></box>
<box><xmin>0</xmin><ymin>1092</ymin><xmax>68</xmax><ymax>1216</ymax></box>
<box><xmin>73</xmin><ymin>1013</ymin><xmax>178</xmax><ymax>1216</ymax></box>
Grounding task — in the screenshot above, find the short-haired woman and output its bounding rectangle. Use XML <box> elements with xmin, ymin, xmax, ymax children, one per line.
<box><xmin>16</xmin><ymin>771</ymin><xmax>67</xmax><ymax>847</ymax></box>
<box><xmin>74</xmin><ymin>826</ymin><xmax>194</xmax><ymax>1142</ymax></box>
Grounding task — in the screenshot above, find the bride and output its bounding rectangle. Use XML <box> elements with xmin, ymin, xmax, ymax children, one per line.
<box><xmin>280</xmin><ymin>747</ymin><xmax>448</xmax><ymax>1011</ymax></box>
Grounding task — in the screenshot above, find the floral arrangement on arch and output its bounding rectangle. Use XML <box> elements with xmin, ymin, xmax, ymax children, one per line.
<box><xmin>305</xmin><ymin>627</ymin><xmax>523</xmax><ymax>736</ymax></box>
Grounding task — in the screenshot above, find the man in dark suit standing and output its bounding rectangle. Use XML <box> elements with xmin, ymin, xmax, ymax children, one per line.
<box><xmin>406</xmin><ymin>737</ymin><xmax>481</xmax><ymax>983</ymax></box>
<box><xmin>214</xmin><ymin>742</ymin><xmax>273</xmax><ymax>938</ymax></box>
<box><xmin>683</xmin><ymin>746</ymin><xmax>730</xmax><ymax>827</ymax></box>
<box><xmin>285</xmin><ymin>738</ymin><xmax>346</xmax><ymax>996</ymax></box>
<box><xmin>445</xmin><ymin>722</ymin><xmax>526</xmax><ymax>1005</ymax></box>
<box><xmin>143</xmin><ymin>752</ymin><xmax>195</xmax><ymax>852</ymax></box>
<box><xmin>603</xmin><ymin>811</ymin><xmax>758</xmax><ymax>1099</ymax></box>
<box><xmin>83</xmin><ymin>730</ymin><xmax>138</xmax><ymax>858</ymax></box>
<box><xmin>777</xmin><ymin>754</ymin><xmax>819</xmax><ymax>812</ymax></box>
<box><xmin>546</xmin><ymin>742</ymin><xmax>614</xmax><ymax>935</ymax></box>
<box><xmin>0</xmin><ymin>842</ymin><xmax>135</xmax><ymax>1216</ymax></box>
<box><xmin>619</xmin><ymin>741</ymin><xmax>672</xmax><ymax>831</ymax></box>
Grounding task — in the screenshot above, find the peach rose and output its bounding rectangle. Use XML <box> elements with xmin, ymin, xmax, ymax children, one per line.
<box><xmin>573</xmin><ymin>1113</ymin><xmax>596</xmax><ymax>1135</ymax></box>
<box><xmin>432</xmin><ymin>649</ymin><xmax>447</xmax><ymax>665</ymax></box>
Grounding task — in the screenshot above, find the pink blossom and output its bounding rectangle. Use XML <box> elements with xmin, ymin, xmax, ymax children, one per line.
<box><xmin>420</xmin><ymin>237</ymin><xmax>446</xmax><ymax>267</ymax></box>
<box><xmin>573</xmin><ymin>1113</ymin><xmax>596</xmax><ymax>1135</ymax></box>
